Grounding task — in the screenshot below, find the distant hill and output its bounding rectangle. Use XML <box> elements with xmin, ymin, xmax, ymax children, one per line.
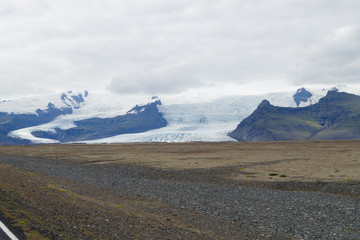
<box><xmin>293</xmin><ymin>87</ymin><xmax>313</xmax><ymax>107</ymax></box>
<box><xmin>2</xmin><ymin>92</ymin><xmax>167</xmax><ymax>144</ymax></box>
<box><xmin>0</xmin><ymin>91</ymin><xmax>86</xmax><ymax>145</ymax></box>
<box><xmin>31</xmin><ymin>100</ymin><xmax>167</xmax><ymax>142</ymax></box>
<box><xmin>229</xmin><ymin>91</ymin><xmax>360</xmax><ymax>141</ymax></box>
<box><xmin>2</xmin><ymin>86</ymin><xmax>360</xmax><ymax>144</ymax></box>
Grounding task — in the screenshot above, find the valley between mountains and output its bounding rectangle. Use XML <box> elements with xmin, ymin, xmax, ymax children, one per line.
<box><xmin>1</xmin><ymin>85</ymin><xmax>360</xmax><ymax>144</ymax></box>
<box><xmin>230</xmin><ymin>91</ymin><xmax>360</xmax><ymax>141</ymax></box>
<box><xmin>0</xmin><ymin>142</ymin><xmax>359</xmax><ymax>239</ymax></box>
<box><xmin>0</xmin><ymin>86</ymin><xmax>359</xmax><ymax>239</ymax></box>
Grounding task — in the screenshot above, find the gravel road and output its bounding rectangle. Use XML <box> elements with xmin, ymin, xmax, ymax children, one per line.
<box><xmin>1</xmin><ymin>155</ymin><xmax>359</xmax><ymax>240</ymax></box>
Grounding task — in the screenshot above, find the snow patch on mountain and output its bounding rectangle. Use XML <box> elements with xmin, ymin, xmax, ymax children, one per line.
<box><xmin>8</xmin><ymin>116</ymin><xmax>78</xmax><ymax>144</ymax></box>
<box><xmin>8</xmin><ymin>94</ymin><xmax>162</xmax><ymax>143</ymax></box>
<box><xmin>57</xmin><ymin>94</ymin><xmax>160</xmax><ymax>120</ymax></box>
<box><xmin>79</xmin><ymin>90</ymin><xmax>311</xmax><ymax>144</ymax></box>
<box><xmin>0</xmin><ymin>91</ymin><xmax>87</xmax><ymax>114</ymax></box>
<box><xmin>294</xmin><ymin>86</ymin><xmax>359</xmax><ymax>107</ymax></box>
<box><xmin>7</xmin><ymin>85</ymin><xmax>360</xmax><ymax>144</ymax></box>
<box><xmin>81</xmin><ymin>85</ymin><xmax>360</xmax><ymax>143</ymax></box>
<box><xmin>8</xmin><ymin>128</ymin><xmax>60</xmax><ymax>144</ymax></box>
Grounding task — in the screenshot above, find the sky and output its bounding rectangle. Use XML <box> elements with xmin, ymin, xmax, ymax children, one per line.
<box><xmin>1</xmin><ymin>0</ymin><xmax>360</xmax><ymax>99</ymax></box>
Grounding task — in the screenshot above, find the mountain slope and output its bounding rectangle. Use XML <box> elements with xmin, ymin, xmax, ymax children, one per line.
<box><xmin>293</xmin><ymin>87</ymin><xmax>313</xmax><ymax>107</ymax></box>
<box><xmin>3</xmin><ymin>85</ymin><xmax>360</xmax><ymax>144</ymax></box>
<box><xmin>0</xmin><ymin>91</ymin><xmax>87</xmax><ymax>144</ymax></box>
<box><xmin>92</xmin><ymin>86</ymin><xmax>338</xmax><ymax>143</ymax></box>
<box><xmin>229</xmin><ymin>91</ymin><xmax>360</xmax><ymax>141</ymax></box>
<box><xmin>30</xmin><ymin>100</ymin><xmax>167</xmax><ymax>142</ymax></box>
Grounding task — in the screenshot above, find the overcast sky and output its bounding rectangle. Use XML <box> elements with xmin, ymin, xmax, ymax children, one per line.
<box><xmin>1</xmin><ymin>0</ymin><xmax>360</xmax><ymax>98</ymax></box>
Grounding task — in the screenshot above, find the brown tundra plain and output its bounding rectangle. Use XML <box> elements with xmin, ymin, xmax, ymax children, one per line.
<box><xmin>0</xmin><ymin>141</ymin><xmax>359</xmax><ymax>239</ymax></box>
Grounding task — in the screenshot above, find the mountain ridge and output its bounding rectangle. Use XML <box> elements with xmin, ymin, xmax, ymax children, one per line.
<box><xmin>229</xmin><ymin>91</ymin><xmax>360</xmax><ymax>141</ymax></box>
<box><xmin>0</xmin><ymin>91</ymin><xmax>88</xmax><ymax>144</ymax></box>
<box><xmin>2</xmin><ymin>85</ymin><xmax>360</xmax><ymax>144</ymax></box>
<box><xmin>30</xmin><ymin>100</ymin><xmax>167</xmax><ymax>142</ymax></box>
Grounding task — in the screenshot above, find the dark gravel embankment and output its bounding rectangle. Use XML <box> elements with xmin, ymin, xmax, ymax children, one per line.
<box><xmin>1</xmin><ymin>156</ymin><xmax>359</xmax><ymax>240</ymax></box>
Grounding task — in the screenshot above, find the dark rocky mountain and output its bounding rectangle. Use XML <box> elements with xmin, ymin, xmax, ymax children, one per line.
<box><xmin>229</xmin><ymin>91</ymin><xmax>360</xmax><ymax>141</ymax></box>
<box><xmin>2</xmin><ymin>87</ymin><xmax>359</xmax><ymax>144</ymax></box>
<box><xmin>0</xmin><ymin>92</ymin><xmax>86</xmax><ymax>145</ymax></box>
<box><xmin>0</xmin><ymin>91</ymin><xmax>166</xmax><ymax>144</ymax></box>
<box><xmin>293</xmin><ymin>87</ymin><xmax>313</xmax><ymax>107</ymax></box>
<box><xmin>32</xmin><ymin>100</ymin><xmax>167</xmax><ymax>142</ymax></box>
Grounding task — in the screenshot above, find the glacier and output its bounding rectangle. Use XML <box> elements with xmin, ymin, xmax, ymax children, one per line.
<box><xmin>6</xmin><ymin>85</ymin><xmax>360</xmax><ymax>144</ymax></box>
<box><xmin>80</xmin><ymin>85</ymin><xmax>360</xmax><ymax>143</ymax></box>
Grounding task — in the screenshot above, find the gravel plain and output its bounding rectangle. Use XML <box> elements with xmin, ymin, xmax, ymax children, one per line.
<box><xmin>1</xmin><ymin>154</ymin><xmax>359</xmax><ymax>240</ymax></box>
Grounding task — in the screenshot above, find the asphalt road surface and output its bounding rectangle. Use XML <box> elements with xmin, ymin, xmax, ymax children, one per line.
<box><xmin>0</xmin><ymin>229</ymin><xmax>11</xmax><ymax>240</ymax></box>
<box><xmin>0</xmin><ymin>221</ymin><xmax>17</xmax><ymax>240</ymax></box>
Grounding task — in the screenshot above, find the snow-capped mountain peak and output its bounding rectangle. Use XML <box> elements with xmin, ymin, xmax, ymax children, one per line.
<box><xmin>1</xmin><ymin>85</ymin><xmax>360</xmax><ymax>144</ymax></box>
<box><xmin>60</xmin><ymin>91</ymin><xmax>87</xmax><ymax>110</ymax></box>
<box><xmin>0</xmin><ymin>90</ymin><xmax>88</xmax><ymax>115</ymax></box>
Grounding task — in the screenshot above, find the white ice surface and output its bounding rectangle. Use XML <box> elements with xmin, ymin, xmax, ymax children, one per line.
<box><xmin>0</xmin><ymin>91</ymin><xmax>86</xmax><ymax>114</ymax></box>
<box><xmin>8</xmin><ymin>85</ymin><xmax>360</xmax><ymax>144</ymax></box>
<box><xmin>80</xmin><ymin>91</ymin><xmax>306</xmax><ymax>143</ymax></box>
<box><xmin>8</xmin><ymin>94</ymin><xmax>160</xmax><ymax>143</ymax></box>
<box><xmin>80</xmin><ymin>85</ymin><xmax>360</xmax><ymax>144</ymax></box>
<box><xmin>80</xmin><ymin>123</ymin><xmax>237</xmax><ymax>143</ymax></box>
<box><xmin>8</xmin><ymin>128</ymin><xmax>60</xmax><ymax>144</ymax></box>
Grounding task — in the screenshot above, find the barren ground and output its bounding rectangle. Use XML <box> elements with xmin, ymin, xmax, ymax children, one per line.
<box><xmin>0</xmin><ymin>141</ymin><xmax>359</xmax><ymax>239</ymax></box>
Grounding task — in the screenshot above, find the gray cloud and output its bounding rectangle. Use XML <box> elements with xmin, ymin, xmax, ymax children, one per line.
<box><xmin>107</xmin><ymin>65</ymin><xmax>202</xmax><ymax>94</ymax></box>
<box><xmin>290</xmin><ymin>25</ymin><xmax>360</xmax><ymax>85</ymax></box>
<box><xmin>1</xmin><ymin>1</ymin><xmax>360</xmax><ymax>97</ymax></box>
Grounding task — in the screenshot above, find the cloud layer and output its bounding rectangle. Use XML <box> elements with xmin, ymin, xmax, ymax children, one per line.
<box><xmin>1</xmin><ymin>0</ymin><xmax>360</xmax><ymax>97</ymax></box>
<box><xmin>292</xmin><ymin>25</ymin><xmax>360</xmax><ymax>85</ymax></box>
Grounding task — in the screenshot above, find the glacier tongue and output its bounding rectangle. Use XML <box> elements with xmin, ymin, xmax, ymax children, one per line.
<box><xmin>80</xmin><ymin>124</ymin><xmax>237</xmax><ymax>143</ymax></box>
<box><xmin>0</xmin><ymin>91</ymin><xmax>87</xmax><ymax>114</ymax></box>
<box><xmin>8</xmin><ymin>85</ymin><xmax>360</xmax><ymax>144</ymax></box>
<box><xmin>80</xmin><ymin>91</ymin><xmax>306</xmax><ymax>143</ymax></box>
<box><xmin>81</xmin><ymin>85</ymin><xmax>360</xmax><ymax>143</ymax></box>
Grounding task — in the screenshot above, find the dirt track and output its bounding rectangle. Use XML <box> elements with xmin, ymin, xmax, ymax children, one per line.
<box><xmin>0</xmin><ymin>141</ymin><xmax>359</xmax><ymax>239</ymax></box>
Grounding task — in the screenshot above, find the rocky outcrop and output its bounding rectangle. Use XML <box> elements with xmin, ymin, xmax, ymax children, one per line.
<box><xmin>32</xmin><ymin>100</ymin><xmax>167</xmax><ymax>142</ymax></box>
<box><xmin>229</xmin><ymin>91</ymin><xmax>360</xmax><ymax>141</ymax></box>
<box><xmin>293</xmin><ymin>88</ymin><xmax>313</xmax><ymax>107</ymax></box>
